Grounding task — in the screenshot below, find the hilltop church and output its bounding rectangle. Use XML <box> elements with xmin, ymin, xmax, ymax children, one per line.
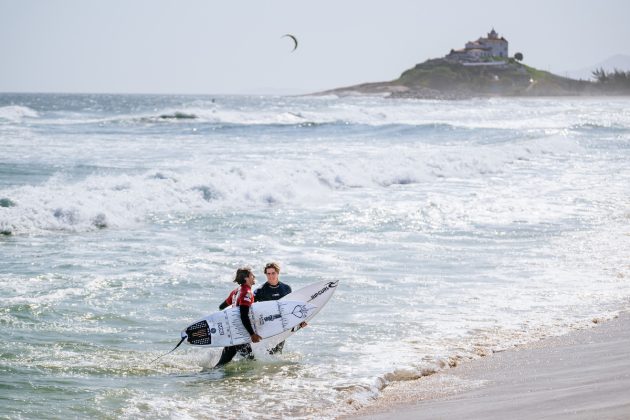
<box><xmin>446</xmin><ymin>29</ymin><xmax>509</xmax><ymax>62</ymax></box>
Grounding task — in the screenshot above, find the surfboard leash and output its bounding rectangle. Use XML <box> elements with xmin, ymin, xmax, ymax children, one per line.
<box><xmin>149</xmin><ymin>335</ymin><xmax>186</xmax><ymax>364</ymax></box>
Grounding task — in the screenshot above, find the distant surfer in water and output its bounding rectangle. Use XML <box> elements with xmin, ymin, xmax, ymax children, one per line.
<box><xmin>254</xmin><ymin>262</ymin><xmax>307</xmax><ymax>354</ymax></box>
<box><xmin>214</xmin><ymin>267</ymin><xmax>262</xmax><ymax>367</ymax></box>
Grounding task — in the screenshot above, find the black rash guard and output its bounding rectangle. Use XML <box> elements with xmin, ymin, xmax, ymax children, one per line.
<box><xmin>254</xmin><ymin>282</ymin><xmax>292</xmax><ymax>302</ymax></box>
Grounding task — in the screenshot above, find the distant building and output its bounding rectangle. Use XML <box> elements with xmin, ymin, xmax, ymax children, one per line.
<box><xmin>446</xmin><ymin>29</ymin><xmax>509</xmax><ymax>63</ymax></box>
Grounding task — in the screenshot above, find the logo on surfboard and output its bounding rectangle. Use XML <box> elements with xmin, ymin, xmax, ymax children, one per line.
<box><xmin>310</xmin><ymin>281</ymin><xmax>339</xmax><ymax>301</ymax></box>
<box><xmin>291</xmin><ymin>304</ymin><xmax>310</xmax><ymax>319</ymax></box>
<box><xmin>258</xmin><ymin>313</ymin><xmax>282</xmax><ymax>325</ymax></box>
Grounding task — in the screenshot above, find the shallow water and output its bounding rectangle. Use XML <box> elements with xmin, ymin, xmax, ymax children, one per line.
<box><xmin>1</xmin><ymin>93</ymin><xmax>629</xmax><ymax>418</ymax></box>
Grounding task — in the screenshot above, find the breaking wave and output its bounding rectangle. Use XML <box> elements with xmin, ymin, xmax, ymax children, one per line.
<box><xmin>0</xmin><ymin>105</ymin><xmax>39</xmax><ymax>121</ymax></box>
<box><xmin>0</xmin><ymin>131</ymin><xmax>594</xmax><ymax>236</ymax></box>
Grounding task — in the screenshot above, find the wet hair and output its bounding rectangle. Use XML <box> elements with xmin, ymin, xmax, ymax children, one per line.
<box><xmin>264</xmin><ymin>262</ymin><xmax>280</xmax><ymax>274</ymax></box>
<box><xmin>234</xmin><ymin>267</ymin><xmax>253</xmax><ymax>285</ymax></box>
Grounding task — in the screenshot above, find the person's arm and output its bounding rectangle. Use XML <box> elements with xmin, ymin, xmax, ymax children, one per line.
<box><xmin>239</xmin><ymin>305</ymin><xmax>262</xmax><ymax>342</ymax></box>
<box><xmin>278</xmin><ymin>283</ymin><xmax>292</xmax><ymax>298</ymax></box>
<box><xmin>219</xmin><ymin>290</ymin><xmax>235</xmax><ymax>310</ymax></box>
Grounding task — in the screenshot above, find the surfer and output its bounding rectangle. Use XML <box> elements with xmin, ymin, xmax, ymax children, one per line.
<box><xmin>214</xmin><ymin>267</ymin><xmax>262</xmax><ymax>367</ymax></box>
<box><xmin>254</xmin><ymin>262</ymin><xmax>307</xmax><ymax>355</ymax></box>
<box><xmin>255</xmin><ymin>262</ymin><xmax>292</xmax><ymax>301</ymax></box>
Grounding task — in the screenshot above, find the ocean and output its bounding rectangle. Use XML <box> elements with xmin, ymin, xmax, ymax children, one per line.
<box><xmin>1</xmin><ymin>93</ymin><xmax>629</xmax><ymax>419</ymax></box>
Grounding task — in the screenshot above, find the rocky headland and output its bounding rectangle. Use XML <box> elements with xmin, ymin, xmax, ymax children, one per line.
<box><xmin>316</xmin><ymin>58</ymin><xmax>628</xmax><ymax>99</ymax></box>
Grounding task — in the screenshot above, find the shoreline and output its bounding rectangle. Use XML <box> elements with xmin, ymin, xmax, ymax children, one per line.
<box><xmin>346</xmin><ymin>311</ymin><xmax>630</xmax><ymax>419</ymax></box>
<box><xmin>312</xmin><ymin>86</ymin><xmax>630</xmax><ymax>100</ymax></box>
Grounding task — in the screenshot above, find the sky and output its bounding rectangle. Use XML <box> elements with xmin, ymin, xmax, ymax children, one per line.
<box><xmin>1</xmin><ymin>0</ymin><xmax>629</xmax><ymax>95</ymax></box>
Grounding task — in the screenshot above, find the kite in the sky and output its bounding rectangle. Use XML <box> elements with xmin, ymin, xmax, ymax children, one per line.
<box><xmin>282</xmin><ymin>34</ymin><xmax>298</xmax><ymax>52</ymax></box>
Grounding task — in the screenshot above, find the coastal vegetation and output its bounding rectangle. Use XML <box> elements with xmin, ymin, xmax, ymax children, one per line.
<box><xmin>320</xmin><ymin>58</ymin><xmax>629</xmax><ymax>99</ymax></box>
<box><xmin>592</xmin><ymin>68</ymin><xmax>630</xmax><ymax>93</ymax></box>
<box><xmin>319</xmin><ymin>28</ymin><xmax>628</xmax><ymax>99</ymax></box>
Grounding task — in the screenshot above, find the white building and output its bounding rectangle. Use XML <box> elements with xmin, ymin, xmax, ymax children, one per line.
<box><xmin>447</xmin><ymin>29</ymin><xmax>509</xmax><ymax>62</ymax></box>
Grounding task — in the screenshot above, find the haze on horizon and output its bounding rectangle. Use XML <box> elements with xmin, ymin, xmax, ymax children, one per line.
<box><xmin>1</xmin><ymin>0</ymin><xmax>629</xmax><ymax>95</ymax></box>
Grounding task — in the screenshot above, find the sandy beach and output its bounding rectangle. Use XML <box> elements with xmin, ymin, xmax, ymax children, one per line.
<box><xmin>350</xmin><ymin>312</ymin><xmax>630</xmax><ymax>419</ymax></box>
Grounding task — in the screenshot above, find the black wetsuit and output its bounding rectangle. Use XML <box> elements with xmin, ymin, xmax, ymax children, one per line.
<box><xmin>254</xmin><ymin>282</ymin><xmax>292</xmax><ymax>354</ymax></box>
<box><xmin>254</xmin><ymin>282</ymin><xmax>292</xmax><ymax>302</ymax></box>
<box><xmin>213</xmin><ymin>306</ymin><xmax>256</xmax><ymax>367</ymax></box>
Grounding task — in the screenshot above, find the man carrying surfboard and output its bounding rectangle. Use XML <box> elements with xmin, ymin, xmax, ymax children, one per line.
<box><xmin>254</xmin><ymin>262</ymin><xmax>307</xmax><ymax>354</ymax></box>
<box><xmin>214</xmin><ymin>267</ymin><xmax>262</xmax><ymax>366</ymax></box>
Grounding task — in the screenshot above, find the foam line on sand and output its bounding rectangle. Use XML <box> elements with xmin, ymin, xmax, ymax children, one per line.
<box><xmin>348</xmin><ymin>312</ymin><xmax>630</xmax><ymax>420</ymax></box>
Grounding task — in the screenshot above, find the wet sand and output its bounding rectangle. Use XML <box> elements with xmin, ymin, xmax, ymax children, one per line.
<box><xmin>350</xmin><ymin>312</ymin><xmax>630</xmax><ymax>419</ymax></box>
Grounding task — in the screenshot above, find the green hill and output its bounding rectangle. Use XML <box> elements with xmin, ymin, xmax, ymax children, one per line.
<box><xmin>320</xmin><ymin>58</ymin><xmax>603</xmax><ymax>99</ymax></box>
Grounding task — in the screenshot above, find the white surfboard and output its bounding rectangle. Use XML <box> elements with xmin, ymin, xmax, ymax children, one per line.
<box><xmin>261</xmin><ymin>280</ymin><xmax>339</xmax><ymax>350</ymax></box>
<box><xmin>182</xmin><ymin>299</ymin><xmax>316</xmax><ymax>347</ymax></box>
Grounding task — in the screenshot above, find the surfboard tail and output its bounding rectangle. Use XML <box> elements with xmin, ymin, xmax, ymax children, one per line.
<box><xmin>184</xmin><ymin>320</ymin><xmax>212</xmax><ymax>345</ymax></box>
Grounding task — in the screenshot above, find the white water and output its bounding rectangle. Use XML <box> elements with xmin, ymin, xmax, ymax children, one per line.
<box><xmin>1</xmin><ymin>94</ymin><xmax>629</xmax><ymax>419</ymax></box>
